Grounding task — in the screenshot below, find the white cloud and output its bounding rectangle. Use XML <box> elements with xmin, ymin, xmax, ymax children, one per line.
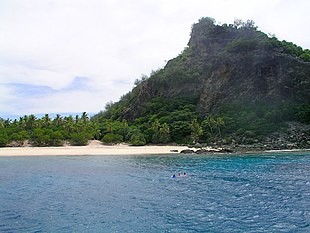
<box><xmin>0</xmin><ymin>0</ymin><xmax>309</xmax><ymax>116</ymax></box>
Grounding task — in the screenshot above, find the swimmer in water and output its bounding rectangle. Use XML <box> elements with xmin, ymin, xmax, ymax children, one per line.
<box><xmin>172</xmin><ymin>174</ymin><xmax>176</xmax><ymax>178</ymax></box>
<box><xmin>183</xmin><ymin>172</ymin><xmax>187</xmax><ymax>177</ymax></box>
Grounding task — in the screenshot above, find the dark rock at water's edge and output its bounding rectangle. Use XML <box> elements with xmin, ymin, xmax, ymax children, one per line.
<box><xmin>180</xmin><ymin>148</ymin><xmax>234</xmax><ymax>154</ymax></box>
<box><xmin>180</xmin><ymin>149</ymin><xmax>196</xmax><ymax>154</ymax></box>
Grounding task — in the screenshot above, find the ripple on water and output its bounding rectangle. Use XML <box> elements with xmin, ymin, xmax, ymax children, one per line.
<box><xmin>0</xmin><ymin>153</ymin><xmax>309</xmax><ymax>232</ymax></box>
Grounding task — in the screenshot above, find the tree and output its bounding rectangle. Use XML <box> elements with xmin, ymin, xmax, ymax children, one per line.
<box><xmin>10</xmin><ymin>130</ymin><xmax>30</xmax><ymax>146</ymax></box>
<box><xmin>101</xmin><ymin>133</ymin><xmax>123</xmax><ymax>144</ymax></box>
<box><xmin>26</xmin><ymin>114</ymin><xmax>37</xmax><ymax>130</ymax></box>
<box><xmin>151</xmin><ymin>120</ymin><xmax>160</xmax><ymax>132</ymax></box>
<box><xmin>70</xmin><ymin>132</ymin><xmax>89</xmax><ymax>146</ymax></box>
<box><xmin>50</xmin><ymin>131</ymin><xmax>64</xmax><ymax>146</ymax></box>
<box><xmin>42</xmin><ymin>114</ymin><xmax>51</xmax><ymax>127</ymax></box>
<box><xmin>158</xmin><ymin>123</ymin><xmax>170</xmax><ymax>143</ymax></box>
<box><xmin>129</xmin><ymin>132</ymin><xmax>146</xmax><ymax>146</ymax></box>
<box><xmin>81</xmin><ymin>112</ymin><xmax>89</xmax><ymax>123</ymax></box>
<box><xmin>202</xmin><ymin>115</ymin><xmax>215</xmax><ymax>136</ymax></box>
<box><xmin>120</xmin><ymin>119</ymin><xmax>129</xmax><ymax>141</ymax></box>
<box><xmin>233</xmin><ymin>19</ymin><xmax>257</xmax><ymax>30</ymax></box>
<box><xmin>233</xmin><ymin>19</ymin><xmax>243</xmax><ymax>28</ymax></box>
<box><xmin>104</xmin><ymin>101</ymin><xmax>114</xmax><ymax>114</ymax></box>
<box><xmin>150</xmin><ymin>120</ymin><xmax>171</xmax><ymax>144</ymax></box>
<box><xmin>31</xmin><ymin>128</ymin><xmax>51</xmax><ymax>146</ymax></box>
<box><xmin>18</xmin><ymin>117</ymin><xmax>26</xmax><ymax>129</ymax></box>
<box><xmin>215</xmin><ymin>117</ymin><xmax>225</xmax><ymax>138</ymax></box>
<box><xmin>190</xmin><ymin>119</ymin><xmax>203</xmax><ymax>143</ymax></box>
<box><xmin>53</xmin><ymin>114</ymin><xmax>63</xmax><ymax>127</ymax></box>
<box><xmin>3</xmin><ymin>119</ymin><xmax>11</xmax><ymax>127</ymax></box>
<box><xmin>134</xmin><ymin>74</ymin><xmax>148</xmax><ymax>86</ymax></box>
<box><xmin>92</xmin><ymin>122</ymin><xmax>101</xmax><ymax>140</ymax></box>
<box><xmin>242</xmin><ymin>19</ymin><xmax>257</xmax><ymax>29</ymax></box>
<box><xmin>75</xmin><ymin>115</ymin><xmax>79</xmax><ymax>123</ymax></box>
<box><xmin>160</xmin><ymin>123</ymin><xmax>170</xmax><ymax>135</ymax></box>
<box><xmin>0</xmin><ymin>132</ymin><xmax>8</xmax><ymax>147</ymax></box>
<box><xmin>63</xmin><ymin>115</ymin><xmax>74</xmax><ymax>135</ymax></box>
<box><xmin>0</xmin><ymin>118</ymin><xmax>4</xmax><ymax>128</ymax></box>
<box><xmin>170</xmin><ymin>121</ymin><xmax>192</xmax><ymax>144</ymax></box>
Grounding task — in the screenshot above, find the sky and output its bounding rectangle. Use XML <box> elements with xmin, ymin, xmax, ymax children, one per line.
<box><xmin>0</xmin><ymin>0</ymin><xmax>309</xmax><ymax>117</ymax></box>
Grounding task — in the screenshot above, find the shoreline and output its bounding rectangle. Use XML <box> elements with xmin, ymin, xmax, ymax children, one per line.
<box><xmin>0</xmin><ymin>143</ymin><xmax>309</xmax><ymax>157</ymax></box>
<box><xmin>0</xmin><ymin>143</ymin><xmax>190</xmax><ymax>157</ymax></box>
<box><xmin>0</xmin><ymin>140</ymin><xmax>309</xmax><ymax>157</ymax></box>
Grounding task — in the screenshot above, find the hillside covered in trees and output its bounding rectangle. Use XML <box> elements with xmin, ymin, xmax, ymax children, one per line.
<box><xmin>1</xmin><ymin>17</ymin><xmax>309</xmax><ymax>149</ymax></box>
<box><xmin>93</xmin><ymin>17</ymin><xmax>310</xmax><ymax>149</ymax></box>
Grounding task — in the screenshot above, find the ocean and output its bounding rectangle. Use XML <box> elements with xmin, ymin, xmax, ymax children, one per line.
<box><xmin>0</xmin><ymin>153</ymin><xmax>309</xmax><ymax>232</ymax></box>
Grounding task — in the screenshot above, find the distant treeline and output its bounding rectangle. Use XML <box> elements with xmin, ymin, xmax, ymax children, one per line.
<box><xmin>0</xmin><ymin>101</ymin><xmax>309</xmax><ymax>147</ymax></box>
<box><xmin>0</xmin><ymin>113</ymin><xmax>96</xmax><ymax>147</ymax></box>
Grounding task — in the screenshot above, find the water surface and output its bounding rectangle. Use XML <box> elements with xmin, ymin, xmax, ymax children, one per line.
<box><xmin>0</xmin><ymin>153</ymin><xmax>309</xmax><ymax>232</ymax></box>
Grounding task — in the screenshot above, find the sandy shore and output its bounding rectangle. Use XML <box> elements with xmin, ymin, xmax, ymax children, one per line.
<box><xmin>0</xmin><ymin>141</ymin><xmax>189</xmax><ymax>156</ymax></box>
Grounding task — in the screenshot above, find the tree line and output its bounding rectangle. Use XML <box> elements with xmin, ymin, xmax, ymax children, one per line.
<box><xmin>1</xmin><ymin>101</ymin><xmax>308</xmax><ymax>148</ymax></box>
<box><xmin>0</xmin><ymin>111</ymin><xmax>225</xmax><ymax>147</ymax></box>
<box><xmin>0</xmin><ymin>113</ymin><xmax>96</xmax><ymax>147</ymax></box>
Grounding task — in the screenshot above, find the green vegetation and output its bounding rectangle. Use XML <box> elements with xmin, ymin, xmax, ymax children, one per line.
<box><xmin>88</xmin><ymin>18</ymin><xmax>309</xmax><ymax>146</ymax></box>
<box><xmin>0</xmin><ymin>113</ymin><xmax>97</xmax><ymax>147</ymax></box>
<box><xmin>91</xmin><ymin>96</ymin><xmax>309</xmax><ymax>146</ymax></box>
<box><xmin>0</xmin><ymin>103</ymin><xmax>308</xmax><ymax>148</ymax></box>
<box><xmin>0</xmin><ymin>18</ymin><xmax>309</xmax><ymax>148</ymax></box>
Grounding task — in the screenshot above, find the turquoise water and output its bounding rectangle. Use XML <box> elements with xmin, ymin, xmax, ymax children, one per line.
<box><xmin>0</xmin><ymin>153</ymin><xmax>310</xmax><ymax>232</ymax></box>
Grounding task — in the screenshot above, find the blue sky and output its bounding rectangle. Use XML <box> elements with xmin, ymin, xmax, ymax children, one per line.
<box><xmin>0</xmin><ymin>0</ymin><xmax>309</xmax><ymax>117</ymax></box>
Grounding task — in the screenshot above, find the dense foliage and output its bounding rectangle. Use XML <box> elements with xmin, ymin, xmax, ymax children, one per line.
<box><xmin>92</xmin><ymin>97</ymin><xmax>308</xmax><ymax>146</ymax></box>
<box><xmin>90</xmin><ymin>18</ymin><xmax>310</xmax><ymax>146</ymax></box>
<box><xmin>0</xmin><ymin>113</ymin><xmax>96</xmax><ymax>147</ymax></box>
<box><xmin>0</xmin><ymin>101</ymin><xmax>308</xmax><ymax>148</ymax></box>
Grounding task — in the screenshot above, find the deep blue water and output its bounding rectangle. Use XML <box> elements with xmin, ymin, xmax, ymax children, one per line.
<box><xmin>0</xmin><ymin>153</ymin><xmax>310</xmax><ymax>233</ymax></box>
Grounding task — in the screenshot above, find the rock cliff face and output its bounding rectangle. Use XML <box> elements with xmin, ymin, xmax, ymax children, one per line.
<box><xmin>112</xmin><ymin>18</ymin><xmax>310</xmax><ymax>121</ymax></box>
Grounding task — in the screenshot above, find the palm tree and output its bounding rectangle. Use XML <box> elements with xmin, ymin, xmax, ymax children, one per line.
<box><xmin>81</xmin><ymin>112</ymin><xmax>89</xmax><ymax>124</ymax></box>
<box><xmin>92</xmin><ymin>122</ymin><xmax>101</xmax><ymax>140</ymax></box>
<box><xmin>63</xmin><ymin>115</ymin><xmax>74</xmax><ymax>134</ymax></box>
<box><xmin>151</xmin><ymin>120</ymin><xmax>160</xmax><ymax>132</ymax></box>
<box><xmin>4</xmin><ymin>118</ymin><xmax>11</xmax><ymax>127</ymax></box>
<box><xmin>75</xmin><ymin>115</ymin><xmax>79</xmax><ymax>123</ymax></box>
<box><xmin>121</xmin><ymin>119</ymin><xmax>129</xmax><ymax>141</ymax></box>
<box><xmin>27</xmin><ymin>114</ymin><xmax>37</xmax><ymax>129</ymax></box>
<box><xmin>159</xmin><ymin>123</ymin><xmax>170</xmax><ymax>143</ymax></box>
<box><xmin>203</xmin><ymin>115</ymin><xmax>215</xmax><ymax>136</ymax></box>
<box><xmin>54</xmin><ymin>114</ymin><xmax>62</xmax><ymax>127</ymax></box>
<box><xmin>0</xmin><ymin>118</ymin><xmax>4</xmax><ymax>128</ymax></box>
<box><xmin>190</xmin><ymin>119</ymin><xmax>203</xmax><ymax>143</ymax></box>
<box><xmin>42</xmin><ymin>114</ymin><xmax>51</xmax><ymax>127</ymax></box>
<box><xmin>107</xmin><ymin>121</ymin><xmax>114</xmax><ymax>133</ymax></box>
<box><xmin>160</xmin><ymin>123</ymin><xmax>170</xmax><ymax>135</ymax></box>
<box><xmin>18</xmin><ymin>117</ymin><xmax>26</xmax><ymax>130</ymax></box>
<box><xmin>215</xmin><ymin>117</ymin><xmax>225</xmax><ymax>138</ymax></box>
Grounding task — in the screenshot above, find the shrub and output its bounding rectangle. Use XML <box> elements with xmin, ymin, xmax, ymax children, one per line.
<box><xmin>129</xmin><ymin>132</ymin><xmax>146</xmax><ymax>146</ymax></box>
<box><xmin>101</xmin><ymin>133</ymin><xmax>123</xmax><ymax>144</ymax></box>
<box><xmin>70</xmin><ymin>132</ymin><xmax>89</xmax><ymax>146</ymax></box>
<box><xmin>0</xmin><ymin>132</ymin><xmax>8</xmax><ymax>147</ymax></box>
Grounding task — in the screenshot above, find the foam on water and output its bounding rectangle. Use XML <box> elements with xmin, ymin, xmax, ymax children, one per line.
<box><xmin>0</xmin><ymin>153</ymin><xmax>309</xmax><ymax>232</ymax></box>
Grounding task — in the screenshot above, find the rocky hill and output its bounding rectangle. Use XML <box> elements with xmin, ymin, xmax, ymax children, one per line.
<box><xmin>94</xmin><ymin>17</ymin><xmax>310</xmax><ymax>147</ymax></box>
<box><xmin>108</xmin><ymin>18</ymin><xmax>309</xmax><ymax>121</ymax></box>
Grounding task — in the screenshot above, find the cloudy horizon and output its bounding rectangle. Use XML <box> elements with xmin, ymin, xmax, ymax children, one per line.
<box><xmin>1</xmin><ymin>0</ymin><xmax>309</xmax><ymax>118</ymax></box>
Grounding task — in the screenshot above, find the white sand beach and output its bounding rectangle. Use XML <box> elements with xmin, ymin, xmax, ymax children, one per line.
<box><xmin>0</xmin><ymin>140</ymin><xmax>189</xmax><ymax>156</ymax></box>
